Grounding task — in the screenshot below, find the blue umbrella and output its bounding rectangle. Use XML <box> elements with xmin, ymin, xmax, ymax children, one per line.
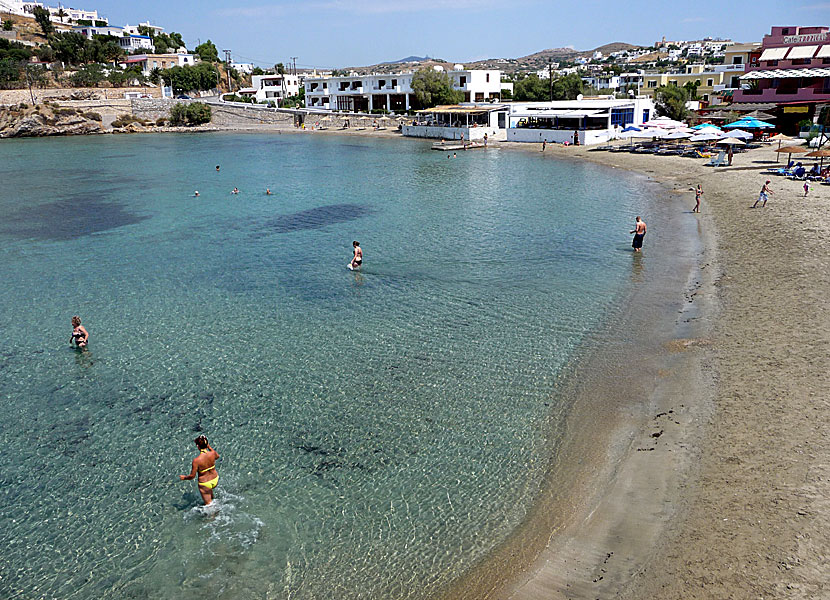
<box><xmin>621</xmin><ymin>125</ymin><xmax>641</xmax><ymax>132</ymax></box>
<box><xmin>692</xmin><ymin>123</ymin><xmax>721</xmax><ymax>131</ymax></box>
<box><xmin>723</xmin><ymin>117</ymin><xmax>774</xmax><ymax>129</ymax></box>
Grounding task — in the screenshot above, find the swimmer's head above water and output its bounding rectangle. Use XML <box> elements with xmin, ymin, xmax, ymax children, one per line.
<box><xmin>71</xmin><ymin>315</ymin><xmax>81</xmax><ymax>328</ymax></box>
<box><xmin>194</xmin><ymin>435</ymin><xmax>209</xmax><ymax>449</ymax></box>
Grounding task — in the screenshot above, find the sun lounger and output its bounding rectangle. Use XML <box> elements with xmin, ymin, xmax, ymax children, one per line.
<box><xmin>704</xmin><ymin>150</ymin><xmax>726</xmax><ymax>167</ymax></box>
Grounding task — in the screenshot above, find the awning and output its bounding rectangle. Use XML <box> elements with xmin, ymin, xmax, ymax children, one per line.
<box><xmin>418</xmin><ymin>105</ymin><xmax>506</xmax><ymax>114</ymax></box>
<box><xmin>817</xmin><ymin>45</ymin><xmax>830</xmax><ymax>58</ymax></box>
<box><xmin>786</xmin><ymin>45</ymin><xmax>818</xmax><ymax>60</ymax></box>
<box><xmin>513</xmin><ymin>109</ymin><xmax>608</xmax><ymax>118</ymax></box>
<box><xmin>741</xmin><ymin>67</ymin><xmax>830</xmax><ymax>79</ymax></box>
<box><xmin>759</xmin><ymin>47</ymin><xmax>788</xmax><ymax>61</ymax></box>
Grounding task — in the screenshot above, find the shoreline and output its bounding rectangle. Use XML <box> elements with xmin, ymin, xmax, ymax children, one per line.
<box><xmin>437</xmin><ymin>144</ymin><xmax>720</xmax><ymax>600</ymax></box>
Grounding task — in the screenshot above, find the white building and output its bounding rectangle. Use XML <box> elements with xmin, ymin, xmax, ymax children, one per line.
<box><xmin>231</xmin><ymin>62</ymin><xmax>255</xmax><ymax>74</ymax></box>
<box><xmin>402</xmin><ymin>103</ymin><xmax>509</xmax><ymax>141</ymax></box>
<box><xmin>506</xmin><ymin>98</ymin><xmax>655</xmax><ymax>146</ymax></box>
<box><xmin>123</xmin><ymin>22</ymin><xmax>164</xmax><ymax>36</ymax></box>
<box><xmin>248</xmin><ymin>73</ymin><xmax>301</xmax><ymax>105</ymax></box>
<box><xmin>71</xmin><ymin>23</ymin><xmax>154</xmax><ymax>51</ymax></box>
<box><xmin>582</xmin><ymin>74</ymin><xmax>622</xmax><ymax>91</ymax></box>
<box><xmin>0</xmin><ymin>1</ymin><xmax>105</xmax><ymax>23</ymax></box>
<box><xmin>120</xmin><ymin>52</ymin><xmax>199</xmax><ymax>76</ymax></box>
<box><xmin>304</xmin><ymin>67</ymin><xmax>502</xmax><ymax>113</ymax></box>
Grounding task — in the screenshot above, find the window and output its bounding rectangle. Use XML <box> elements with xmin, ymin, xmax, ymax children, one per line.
<box><xmin>611</xmin><ymin>107</ymin><xmax>634</xmax><ymax>127</ymax></box>
<box><xmin>647</xmin><ymin>80</ymin><xmax>657</xmax><ymax>88</ymax></box>
<box><xmin>824</xmin><ymin>58</ymin><xmax>830</xmax><ymax>65</ymax></box>
<box><xmin>460</xmin><ymin>76</ymin><xmax>466</xmax><ymax>86</ymax></box>
<box><xmin>642</xmin><ymin>109</ymin><xmax>650</xmax><ymax>122</ymax></box>
<box><xmin>732</xmin><ymin>56</ymin><xmax>743</xmax><ymax>65</ymax></box>
<box><xmin>793</xmin><ymin>58</ymin><xmax>812</xmax><ymax>65</ymax></box>
<box><xmin>707</xmin><ymin>78</ymin><xmax>714</xmax><ymax>86</ymax></box>
<box><xmin>766</xmin><ymin>60</ymin><xmax>779</xmax><ymax>66</ymax></box>
<box><xmin>485</xmin><ymin>73</ymin><xmax>490</xmax><ymax>82</ymax></box>
<box><xmin>703</xmin><ymin>94</ymin><xmax>709</xmax><ymax>101</ymax></box>
<box><xmin>391</xmin><ymin>79</ymin><xmax>397</xmax><ymax>87</ymax></box>
<box><xmin>668</xmin><ymin>80</ymin><xmax>678</xmax><ymax>86</ymax></box>
<box><xmin>781</xmin><ymin>28</ymin><xmax>790</xmax><ymax>35</ymax></box>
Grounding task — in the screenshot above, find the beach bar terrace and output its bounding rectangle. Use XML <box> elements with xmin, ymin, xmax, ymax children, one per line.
<box><xmin>402</xmin><ymin>104</ymin><xmax>508</xmax><ymax>141</ymax></box>
<box><xmin>506</xmin><ymin>98</ymin><xmax>655</xmax><ymax>145</ymax></box>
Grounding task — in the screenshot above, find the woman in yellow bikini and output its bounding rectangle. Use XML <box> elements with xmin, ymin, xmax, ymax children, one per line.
<box><xmin>180</xmin><ymin>435</ymin><xmax>220</xmax><ymax>505</ymax></box>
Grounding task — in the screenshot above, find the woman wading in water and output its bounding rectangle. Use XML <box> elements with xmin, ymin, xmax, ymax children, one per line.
<box><xmin>180</xmin><ymin>435</ymin><xmax>220</xmax><ymax>505</ymax></box>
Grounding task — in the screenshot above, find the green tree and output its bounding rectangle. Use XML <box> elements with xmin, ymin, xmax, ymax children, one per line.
<box><xmin>513</xmin><ymin>74</ymin><xmax>548</xmax><ymax>101</ymax></box>
<box><xmin>551</xmin><ymin>73</ymin><xmax>583</xmax><ymax>100</ymax></box>
<box><xmin>683</xmin><ymin>80</ymin><xmax>700</xmax><ymax>100</ymax></box>
<box><xmin>0</xmin><ymin>57</ymin><xmax>22</xmax><ymax>87</ymax></box>
<box><xmin>69</xmin><ymin>63</ymin><xmax>105</xmax><ymax>87</ymax></box>
<box><xmin>410</xmin><ymin>68</ymin><xmax>463</xmax><ymax>109</ymax></box>
<box><xmin>170</xmin><ymin>102</ymin><xmax>211</xmax><ymax>125</ymax></box>
<box><xmin>48</xmin><ymin>32</ymin><xmax>87</xmax><ymax>65</ymax></box>
<box><xmin>55</xmin><ymin>8</ymin><xmax>67</xmax><ymax>23</ymax></box>
<box><xmin>32</xmin><ymin>6</ymin><xmax>54</xmax><ymax>35</ymax></box>
<box><xmin>2</xmin><ymin>19</ymin><xmax>13</xmax><ymax>31</ymax></box>
<box><xmin>148</xmin><ymin>67</ymin><xmax>161</xmax><ymax>85</ymax></box>
<box><xmin>653</xmin><ymin>85</ymin><xmax>688</xmax><ymax>121</ymax></box>
<box><xmin>23</xmin><ymin>63</ymin><xmax>47</xmax><ymax>103</ymax></box>
<box><xmin>251</xmin><ymin>66</ymin><xmax>264</xmax><ymax>76</ymax></box>
<box><xmin>161</xmin><ymin>62</ymin><xmax>218</xmax><ymax>93</ymax></box>
<box><xmin>195</xmin><ymin>39</ymin><xmax>219</xmax><ymax>62</ymax></box>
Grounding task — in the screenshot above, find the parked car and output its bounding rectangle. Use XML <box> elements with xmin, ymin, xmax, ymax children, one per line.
<box><xmin>176</xmin><ymin>95</ymin><xmax>191</xmax><ymax>100</ymax></box>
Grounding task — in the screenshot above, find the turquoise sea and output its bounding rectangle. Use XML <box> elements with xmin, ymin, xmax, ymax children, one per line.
<box><xmin>1</xmin><ymin>133</ymin><xmax>659</xmax><ymax>599</ymax></box>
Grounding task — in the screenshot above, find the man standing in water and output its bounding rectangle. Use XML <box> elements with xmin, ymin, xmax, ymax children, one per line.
<box><xmin>631</xmin><ymin>216</ymin><xmax>646</xmax><ymax>252</ymax></box>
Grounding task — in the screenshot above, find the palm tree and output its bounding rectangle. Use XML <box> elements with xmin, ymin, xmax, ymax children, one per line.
<box><xmin>56</xmin><ymin>8</ymin><xmax>67</xmax><ymax>23</ymax></box>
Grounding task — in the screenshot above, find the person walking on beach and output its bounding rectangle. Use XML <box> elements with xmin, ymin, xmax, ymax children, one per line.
<box><xmin>753</xmin><ymin>180</ymin><xmax>774</xmax><ymax>208</ymax></box>
<box><xmin>69</xmin><ymin>316</ymin><xmax>88</xmax><ymax>349</ymax></box>
<box><xmin>631</xmin><ymin>216</ymin><xmax>646</xmax><ymax>252</ymax></box>
<box><xmin>349</xmin><ymin>241</ymin><xmax>363</xmax><ymax>270</ymax></box>
<box><xmin>180</xmin><ymin>435</ymin><xmax>220</xmax><ymax>505</ymax></box>
<box><xmin>542</xmin><ymin>139</ymin><xmax>546</xmax><ymax>152</ymax></box>
<box><xmin>693</xmin><ymin>184</ymin><xmax>703</xmax><ymax>213</ymax></box>
<box><xmin>804</xmin><ymin>181</ymin><xmax>810</xmax><ymax>197</ymax></box>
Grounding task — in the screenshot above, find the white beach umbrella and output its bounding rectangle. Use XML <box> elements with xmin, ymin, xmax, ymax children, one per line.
<box><xmin>722</xmin><ymin>129</ymin><xmax>753</xmax><ymax>140</ymax></box>
<box><xmin>663</xmin><ymin>130</ymin><xmax>693</xmax><ymax>140</ymax></box>
<box><xmin>643</xmin><ymin>116</ymin><xmax>686</xmax><ymax>129</ymax></box>
<box><xmin>690</xmin><ymin>132</ymin><xmax>721</xmax><ymax>142</ymax></box>
<box><xmin>631</xmin><ymin>128</ymin><xmax>669</xmax><ymax>139</ymax></box>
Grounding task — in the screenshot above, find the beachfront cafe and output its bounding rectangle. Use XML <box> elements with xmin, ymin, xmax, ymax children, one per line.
<box><xmin>401</xmin><ymin>104</ymin><xmax>508</xmax><ymax>141</ymax></box>
<box><xmin>506</xmin><ymin>99</ymin><xmax>655</xmax><ymax>146</ymax></box>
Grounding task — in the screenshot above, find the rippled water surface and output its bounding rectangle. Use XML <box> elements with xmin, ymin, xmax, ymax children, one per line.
<box><xmin>0</xmin><ymin>133</ymin><xmax>651</xmax><ymax>599</ymax></box>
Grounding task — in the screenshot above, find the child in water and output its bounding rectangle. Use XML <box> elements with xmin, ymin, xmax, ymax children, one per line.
<box><xmin>69</xmin><ymin>315</ymin><xmax>88</xmax><ymax>348</ymax></box>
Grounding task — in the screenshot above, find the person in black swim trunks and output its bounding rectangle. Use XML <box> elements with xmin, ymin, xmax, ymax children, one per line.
<box><xmin>349</xmin><ymin>241</ymin><xmax>363</xmax><ymax>270</ymax></box>
<box><xmin>69</xmin><ymin>315</ymin><xmax>88</xmax><ymax>348</ymax></box>
<box><xmin>630</xmin><ymin>216</ymin><xmax>646</xmax><ymax>252</ymax></box>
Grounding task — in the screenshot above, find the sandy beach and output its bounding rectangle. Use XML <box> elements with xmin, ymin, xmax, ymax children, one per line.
<box><xmin>482</xmin><ymin>140</ymin><xmax>830</xmax><ymax>599</ymax></box>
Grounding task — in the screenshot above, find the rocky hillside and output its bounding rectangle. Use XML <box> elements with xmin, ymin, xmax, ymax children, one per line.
<box><xmin>0</xmin><ymin>102</ymin><xmax>103</xmax><ymax>137</ymax></box>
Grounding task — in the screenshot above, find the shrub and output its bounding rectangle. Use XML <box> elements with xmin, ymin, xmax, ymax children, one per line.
<box><xmin>55</xmin><ymin>107</ymin><xmax>77</xmax><ymax>116</ymax></box>
<box><xmin>169</xmin><ymin>102</ymin><xmax>211</xmax><ymax>126</ymax></box>
<box><xmin>83</xmin><ymin>111</ymin><xmax>102</xmax><ymax>121</ymax></box>
<box><xmin>155</xmin><ymin>117</ymin><xmax>166</xmax><ymax>126</ymax></box>
<box><xmin>2</xmin><ymin>19</ymin><xmax>13</xmax><ymax>31</ymax></box>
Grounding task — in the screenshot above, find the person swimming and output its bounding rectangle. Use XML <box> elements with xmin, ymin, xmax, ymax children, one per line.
<box><xmin>232</xmin><ymin>187</ymin><xmax>239</xmax><ymax>195</ymax></box>
<box><xmin>266</xmin><ymin>188</ymin><xmax>272</xmax><ymax>195</ymax></box>
<box><xmin>215</xmin><ymin>165</ymin><xmax>220</xmax><ymax>172</ymax></box>
<box><xmin>69</xmin><ymin>315</ymin><xmax>88</xmax><ymax>348</ymax></box>
<box><xmin>349</xmin><ymin>240</ymin><xmax>363</xmax><ymax>270</ymax></box>
<box><xmin>194</xmin><ymin>191</ymin><xmax>199</xmax><ymax>197</ymax></box>
<box><xmin>180</xmin><ymin>435</ymin><xmax>220</xmax><ymax>505</ymax></box>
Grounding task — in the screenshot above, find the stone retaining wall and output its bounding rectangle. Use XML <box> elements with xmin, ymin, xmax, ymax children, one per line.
<box><xmin>130</xmin><ymin>99</ymin><xmax>297</xmax><ymax>126</ymax></box>
<box><xmin>0</xmin><ymin>86</ymin><xmax>160</xmax><ymax>106</ymax></box>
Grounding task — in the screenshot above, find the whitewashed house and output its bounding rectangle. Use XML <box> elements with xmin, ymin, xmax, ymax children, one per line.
<box><xmin>304</xmin><ymin>66</ymin><xmax>502</xmax><ymax>113</ymax></box>
<box><xmin>249</xmin><ymin>73</ymin><xmax>301</xmax><ymax>105</ymax></box>
<box><xmin>507</xmin><ymin>98</ymin><xmax>655</xmax><ymax>145</ymax></box>
<box><xmin>402</xmin><ymin>103</ymin><xmax>509</xmax><ymax>141</ymax></box>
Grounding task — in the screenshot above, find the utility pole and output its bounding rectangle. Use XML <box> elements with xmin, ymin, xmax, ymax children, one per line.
<box><xmin>291</xmin><ymin>56</ymin><xmax>298</xmax><ymax>75</ymax></box>
<box><xmin>548</xmin><ymin>59</ymin><xmax>553</xmax><ymax>101</ymax></box>
<box><xmin>223</xmin><ymin>49</ymin><xmax>233</xmax><ymax>92</ymax></box>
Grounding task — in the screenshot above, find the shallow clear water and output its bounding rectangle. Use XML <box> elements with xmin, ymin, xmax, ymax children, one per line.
<box><xmin>0</xmin><ymin>133</ymin><xmax>651</xmax><ymax>599</ymax></box>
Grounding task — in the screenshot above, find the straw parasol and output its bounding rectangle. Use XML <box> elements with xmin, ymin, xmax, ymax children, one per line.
<box><xmin>776</xmin><ymin>145</ymin><xmax>809</xmax><ymax>166</ymax></box>
<box><xmin>806</xmin><ymin>148</ymin><xmax>830</xmax><ymax>170</ymax></box>
<box><xmin>744</xmin><ymin>110</ymin><xmax>777</xmax><ymax>121</ymax></box>
<box><xmin>770</xmin><ymin>133</ymin><xmax>793</xmax><ymax>162</ymax></box>
<box><xmin>717</xmin><ymin>137</ymin><xmax>745</xmax><ymax>146</ymax></box>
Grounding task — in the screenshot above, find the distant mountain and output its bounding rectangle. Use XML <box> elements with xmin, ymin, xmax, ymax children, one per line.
<box><xmin>347</xmin><ymin>42</ymin><xmax>644</xmax><ymax>75</ymax></box>
<box><xmin>383</xmin><ymin>55</ymin><xmax>435</xmax><ymax>64</ymax></box>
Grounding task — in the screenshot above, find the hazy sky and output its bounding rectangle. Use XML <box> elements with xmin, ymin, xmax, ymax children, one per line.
<box><xmin>98</xmin><ymin>1</ymin><xmax>829</xmax><ymax>68</ymax></box>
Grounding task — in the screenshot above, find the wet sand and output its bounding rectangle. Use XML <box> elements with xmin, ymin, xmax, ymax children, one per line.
<box><xmin>492</xmin><ymin>142</ymin><xmax>830</xmax><ymax>599</ymax></box>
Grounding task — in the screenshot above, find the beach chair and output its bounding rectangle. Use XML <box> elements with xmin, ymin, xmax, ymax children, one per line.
<box><xmin>704</xmin><ymin>150</ymin><xmax>726</xmax><ymax>167</ymax></box>
<box><xmin>695</xmin><ymin>149</ymin><xmax>712</xmax><ymax>159</ymax></box>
